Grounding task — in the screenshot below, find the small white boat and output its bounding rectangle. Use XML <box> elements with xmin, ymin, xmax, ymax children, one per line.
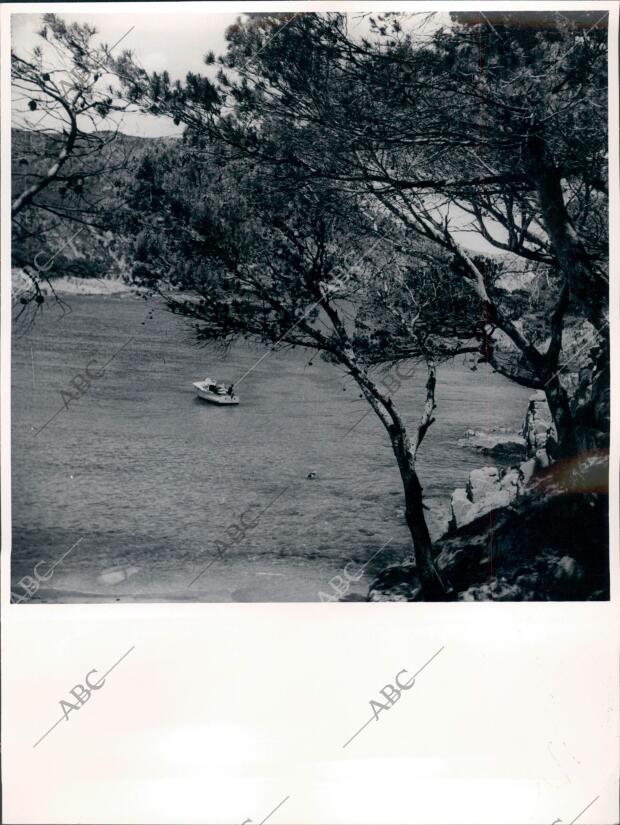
<box><xmin>193</xmin><ymin>377</ymin><xmax>240</xmax><ymax>405</ymax></box>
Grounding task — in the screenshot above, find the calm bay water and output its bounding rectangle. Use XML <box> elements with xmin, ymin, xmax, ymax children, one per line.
<box><xmin>12</xmin><ymin>294</ymin><xmax>531</xmax><ymax>601</ymax></box>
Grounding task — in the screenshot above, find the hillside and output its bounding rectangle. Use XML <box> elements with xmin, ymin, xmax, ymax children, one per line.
<box><xmin>11</xmin><ymin>128</ymin><xmax>175</xmax><ymax>284</ymax></box>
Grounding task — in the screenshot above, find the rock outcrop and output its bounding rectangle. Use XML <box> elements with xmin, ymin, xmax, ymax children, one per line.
<box><xmin>450</xmin><ymin>392</ymin><xmax>560</xmax><ymax>531</ymax></box>
<box><xmin>450</xmin><ymin>464</ymin><xmax>529</xmax><ymax>530</ymax></box>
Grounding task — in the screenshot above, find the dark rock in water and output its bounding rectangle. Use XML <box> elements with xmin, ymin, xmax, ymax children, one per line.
<box><xmin>457</xmin><ymin>430</ymin><xmax>526</xmax><ymax>461</ymax></box>
<box><xmin>365</xmin><ymin>387</ymin><xmax>610</xmax><ymax>603</ymax></box>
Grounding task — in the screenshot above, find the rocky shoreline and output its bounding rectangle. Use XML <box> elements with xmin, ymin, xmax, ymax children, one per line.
<box><xmin>360</xmin><ymin>392</ymin><xmax>609</xmax><ymax>602</ymax></box>
<box><xmin>449</xmin><ymin>391</ymin><xmax>555</xmax><ymax>531</ymax></box>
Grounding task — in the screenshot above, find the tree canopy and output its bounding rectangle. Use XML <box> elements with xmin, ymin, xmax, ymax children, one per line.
<box><xmin>111</xmin><ymin>10</ymin><xmax>609</xmax><ymax>455</ymax></box>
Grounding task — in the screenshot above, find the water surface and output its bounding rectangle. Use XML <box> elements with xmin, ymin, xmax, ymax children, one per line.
<box><xmin>11</xmin><ymin>294</ymin><xmax>531</xmax><ymax>601</ymax></box>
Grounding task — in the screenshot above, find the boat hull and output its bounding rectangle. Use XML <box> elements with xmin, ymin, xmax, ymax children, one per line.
<box><xmin>193</xmin><ymin>382</ymin><xmax>240</xmax><ymax>405</ymax></box>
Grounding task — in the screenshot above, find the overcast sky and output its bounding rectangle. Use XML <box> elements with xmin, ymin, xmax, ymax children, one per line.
<box><xmin>11</xmin><ymin>9</ymin><xmax>494</xmax><ymax>252</ymax></box>
<box><xmin>11</xmin><ymin>11</ymin><xmax>435</xmax><ymax>138</ymax></box>
<box><xmin>12</xmin><ymin>11</ymin><xmax>240</xmax><ymax>137</ymax></box>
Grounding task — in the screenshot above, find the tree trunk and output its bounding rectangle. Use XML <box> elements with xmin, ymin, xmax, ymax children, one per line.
<box><xmin>524</xmin><ymin>142</ymin><xmax>609</xmax><ymax>453</ymax></box>
<box><xmin>526</xmin><ymin>136</ymin><xmax>607</xmax><ymax>329</ymax></box>
<box><xmin>333</xmin><ymin>336</ymin><xmax>448</xmax><ymax>600</ymax></box>
<box><xmin>389</xmin><ymin>423</ymin><xmax>449</xmax><ymax>601</ymax></box>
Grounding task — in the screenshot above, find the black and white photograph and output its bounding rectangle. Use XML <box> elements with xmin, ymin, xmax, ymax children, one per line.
<box><xmin>2</xmin><ymin>4</ymin><xmax>619</xmax><ymax>825</ymax></box>
<box><xmin>9</xmin><ymin>6</ymin><xmax>612</xmax><ymax>604</ymax></box>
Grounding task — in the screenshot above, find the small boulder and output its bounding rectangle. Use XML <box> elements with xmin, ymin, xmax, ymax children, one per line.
<box><xmin>97</xmin><ymin>565</ymin><xmax>139</xmax><ymax>586</ymax></box>
<box><xmin>554</xmin><ymin>556</ymin><xmax>582</xmax><ymax>581</ymax></box>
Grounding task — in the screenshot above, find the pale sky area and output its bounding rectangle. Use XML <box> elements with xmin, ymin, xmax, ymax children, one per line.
<box><xmin>11</xmin><ymin>9</ymin><xmax>494</xmax><ymax>253</ymax></box>
<box><xmin>10</xmin><ymin>11</ymin><xmax>388</xmax><ymax>138</ymax></box>
<box><xmin>11</xmin><ymin>11</ymin><xmax>240</xmax><ymax>138</ymax></box>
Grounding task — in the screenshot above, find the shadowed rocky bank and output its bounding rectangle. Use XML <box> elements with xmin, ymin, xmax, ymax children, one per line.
<box><xmin>364</xmin><ymin>391</ymin><xmax>609</xmax><ymax>602</ymax></box>
<box><xmin>366</xmin><ymin>456</ymin><xmax>608</xmax><ymax>602</ymax></box>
